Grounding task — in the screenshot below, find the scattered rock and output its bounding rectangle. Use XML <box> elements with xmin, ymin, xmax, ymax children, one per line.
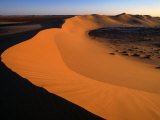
<box><xmin>109</xmin><ymin>53</ymin><xmax>115</xmax><ymax>55</ymax></box>
<box><xmin>143</xmin><ymin>55</ymin><xmax>151</xmax><ymax>59</ymax></box>
<box><xmin>134</xmin><ymin>47</ymin><xmax>138</xmax><ymax>49</ymax></box>
<box><xmin>138</xmin><ymin>51</ymin><xmax>143</xmax><ymax>53</ymax></box>
<box><xmin>128</xmin><ymin>49</ymin><xmax>133</xmax><ymax>51</ymax></box>
<box><xmin>153</xmin><ymin>43</ymin><xmax>160</xmax><ymax>47</ymax></box>
<box><xmin>120</xmin><ymin>51</ymin><xmax>127</xmax><ymax>54</ymax></box>
<box><xmin>122</xmin><ymin>53</ymin><xmax>129</xmax><ymax>56</ymax></box>
<box><xmin>131</xmin><ymin>53</ymin><xmax>140</xmax><ymax>57</ymax></box>
<box><xmin>155</xmin><ymin>67</ymin><xmax>160</xmax><ymax>69</ymax></box>
<box><xmin>90</xmin><ymin>27</ymin><xmax>160</xmax><ymax>68</ymax></box>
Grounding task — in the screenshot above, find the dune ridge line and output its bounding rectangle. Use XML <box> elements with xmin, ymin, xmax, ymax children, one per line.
<box><xmin>2</xmin><ymin>14</ymin><xmax>160</xmax><ymax>120</ymax></box>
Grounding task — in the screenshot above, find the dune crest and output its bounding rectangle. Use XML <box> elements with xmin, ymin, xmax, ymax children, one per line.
<box><xmin>2</xmin><ymin>15</ymin><xmax>160</xmax><ymax>120</ymax></box>
<box><xmin>112</xmin><ymin>13</ymin><xmax>160</xmax><ymax>27</ymax></box>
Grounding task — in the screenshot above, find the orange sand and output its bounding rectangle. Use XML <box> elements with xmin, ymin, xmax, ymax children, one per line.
<box><xmin>2</xmin><ymin>14</ymin><xmax>160</xmax><ymax>120</ymax></box>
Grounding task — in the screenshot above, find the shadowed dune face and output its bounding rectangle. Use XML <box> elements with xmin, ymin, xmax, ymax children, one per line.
<box><xmin>2</xmin><ymin>14</ymin><xmax>160</xmax><ymax>120</ymax></box>
<box><xmin>0</xmin><ymin>21</ymin><xmax>104</xmax><ymax>120</ymax></box>
<box><xmin>0</xmin><ymin>59</ymin><xmax>104</xmax><ymax>120</ymax></box>
<box><xmin>0</xmin><ymin>16</ymin><xmax>69</xmax><ymax>36</ymax></box>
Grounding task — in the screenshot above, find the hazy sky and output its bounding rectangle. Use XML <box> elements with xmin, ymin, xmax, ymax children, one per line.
<box><xmin>0</xmin><ymin>0</ymin><xmax>160</xmax><ymax>16</ymax></box>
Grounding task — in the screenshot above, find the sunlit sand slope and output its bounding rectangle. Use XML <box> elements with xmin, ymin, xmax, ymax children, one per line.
<box><xmin>2</xmin><ymin>14</ymin><xmax>160</xmax><ymax>120</ymax></box>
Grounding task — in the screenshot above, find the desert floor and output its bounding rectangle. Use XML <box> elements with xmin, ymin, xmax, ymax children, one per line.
<box><xmin>1</xmin><ymin>14</ymin><xmax>160</xmax><ymax>120</ymax></box>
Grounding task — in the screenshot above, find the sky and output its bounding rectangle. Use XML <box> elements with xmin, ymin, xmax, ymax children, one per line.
<box><xmin>0</xmin><ymin>0</ymin><xmax>160</xmax><ymax>16</ymax></box>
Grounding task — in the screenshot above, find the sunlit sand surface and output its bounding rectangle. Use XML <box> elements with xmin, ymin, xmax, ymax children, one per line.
<box><xmin>2</xmin><ymin>14</ymin><xmax>160</xmax><ymax>120</ymax></box>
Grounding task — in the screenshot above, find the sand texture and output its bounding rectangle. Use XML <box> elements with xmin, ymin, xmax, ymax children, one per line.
<box><xmin>2</xmin><ymin>14</ymin><xmax>160</xmax><ymax>120</ymax></box>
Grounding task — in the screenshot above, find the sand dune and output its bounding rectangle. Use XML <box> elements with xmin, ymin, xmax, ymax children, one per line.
<box><xmin>2</xmin><ymin>14</ymin><xmax>160</xmax><ymax>120</ymax></box>
<box><xmin>113</xmin><ymin>13</ymin><xmax>160</xmax><ymax>27</ymax></box>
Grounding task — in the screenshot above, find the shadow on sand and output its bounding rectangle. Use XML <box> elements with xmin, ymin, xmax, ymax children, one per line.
<box><xmin>0</xmin><ymin>20</ymin><xmax>104</xmax><ymax>120</ymax></box>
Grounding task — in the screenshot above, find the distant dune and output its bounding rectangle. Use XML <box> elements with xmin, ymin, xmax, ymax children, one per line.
<box><xmin>2</xmin><ymin>14</ymin><xmax>160</xmax><ymax>120</ymax></box>
<box><xmin>0</xmin><ymin>15</ymin><xmax>74</xmax><ymax>36</ymax></box>
<box><xmin>0</xmin><ymin>15</ymin><xmax>74</xmax><ymax>22</ymax></box>
<box><xmin>112</xmin><ymin>13</ymin><xmax>160</xmax><ymax>26</ymax></box>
